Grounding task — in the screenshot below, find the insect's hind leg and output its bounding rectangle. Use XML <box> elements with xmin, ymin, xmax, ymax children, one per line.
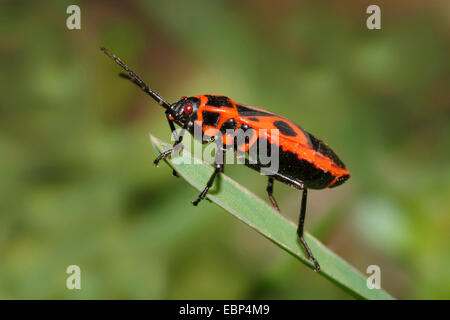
<box><xmin>266</xmin><ymin>176</ymin><xmax>280</xmax><ymax>212</ymax></box>
<box><xmin>297</xmin><ymin>188</ymin><xmax>320</xmax><ymax>272</ymax></box>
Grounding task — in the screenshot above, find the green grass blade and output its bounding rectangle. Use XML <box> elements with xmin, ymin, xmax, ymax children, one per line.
<box><xmin>150</xmin><ymin>135</ymin><xmax>394</xmax><ymax>300</ymax></box>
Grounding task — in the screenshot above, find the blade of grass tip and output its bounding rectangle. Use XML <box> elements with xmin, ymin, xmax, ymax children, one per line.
<box><xmin>149</xmin><ymin>134</ymin><xmax>394</xmax><ymax>300</ymax></box>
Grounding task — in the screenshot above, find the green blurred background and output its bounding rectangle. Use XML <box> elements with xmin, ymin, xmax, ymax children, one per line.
<box><xmin>0</xmin><ymin>0</ymin><xmax>449</xmax><ymax>299</ymax></box>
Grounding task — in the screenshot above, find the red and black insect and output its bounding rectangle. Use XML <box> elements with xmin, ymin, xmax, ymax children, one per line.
<box><xmin>101</xmin><ymin>47</ymin><xmax>350</xmax><ymax>272</ymax></box>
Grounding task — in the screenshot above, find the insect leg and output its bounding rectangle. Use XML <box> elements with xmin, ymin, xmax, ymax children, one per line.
<box><xmin>192</xmin><ymin>148</ymin><xmax>225</xmax><ymax>206</ymax></box>
<box><xmin>297</xmin><ymin>188</ymin><xmax>320</xmax><ymax>272</ymax></box>
<box><xmin>167</xmin><ymin>113</ymin><xmax>183</xmax><ymax>177</ymax></box>
<box><xmin>266</xmin><ymin>176</ymin><xmax>280</xmax><ymax>212</ymax></box>
<box><xmin>154</xmin><ymin>112</ymin><xmax>185</xmax><ymax>168</ymax></box>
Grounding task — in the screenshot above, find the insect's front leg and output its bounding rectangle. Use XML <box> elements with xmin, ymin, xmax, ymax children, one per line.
<box><xmin>192</xmin><ymin>146</ymin><xmax>226</xmax><ymax>206</ymax></box>
<box><xmin>154</xmin><ymin>113</ymin><xmax>185</xmax><ymax>170</ymax></box>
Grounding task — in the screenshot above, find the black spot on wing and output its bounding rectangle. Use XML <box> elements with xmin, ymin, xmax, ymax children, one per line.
<box><xmin>309</xmin><ymin>133</ymin><xmax>346</xmax><ymax>168</ymax></box>
<box><xmin>236</xmin><ymin>104</ymin><xmax>274</xmax><ymax>117</ymax></box>
<box><xmin>290</xmin><ymin>122</ymin><xmax>312</xmax><ymax>147</ymax></box>
<box><xmin>206</xmin><ymin>95</ymin><xmax>233</xmax><ymax>108</ymax></box>
<box><xmin>273</xmin><ymin>120</ymin><xmax>297</xmax><ymax>137</ymax></box>
<box><xmin>247</xmin><ymin>117</ymin><xmax>259</xmax><ymax>122</ymax></box>
<box><xmin>202</xmin><ymin>111</ymin><xmax>220</xmax><ymax>126</ymax></box>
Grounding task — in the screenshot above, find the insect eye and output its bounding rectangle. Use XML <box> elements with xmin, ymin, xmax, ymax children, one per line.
<box><xmin>183</xmin><ymin>104</ymin><xmax>193</xmax><ymax>114</ymax></box>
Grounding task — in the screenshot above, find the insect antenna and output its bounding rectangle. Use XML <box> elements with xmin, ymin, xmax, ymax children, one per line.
<box><xmin>101</xmin><ymin>47</ymin><xmax>170</xmax><ymax>109</ymax></box>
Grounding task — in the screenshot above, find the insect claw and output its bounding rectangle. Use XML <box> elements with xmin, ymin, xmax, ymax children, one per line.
<box><xmin>312</xmin><ymin>260</ymin><xmax>321</xmax><ymax>272</ymax></box>
<box><xmin>154</xmin><ymin>149</ymin><xmax>173</xmax><ymax>167</ymax></box>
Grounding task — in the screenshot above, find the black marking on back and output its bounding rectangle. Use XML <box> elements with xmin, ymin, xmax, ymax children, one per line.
<box><xmin>202</xmin><ymin>111</ymin><xmax>220</xmax><ymax>127</ymax></box>
<box><xmin>309</xmin><ymin>133</ymin><xmax>346</xmax><ymax>168</ymax></box>
<box><xmin>291</xmin><ymin>122</ymin><xmax>313</xmax><ymax>147</ymax></box>
<box><xmin>206</xmin><ymin>95</ymin><xmax>233</xmax><ymax>108</ymax></box>
<box><xmin>273</xmin><ymin>120</ymin><xmax>297</xmax><ymax>137</ymax></box>
<box><xmin>247</xmin><ymin>117</ymin><xmax>259</xmax><ymax>122</ymax></box>
<box><xmin>237</xmin><ymin>104</ymin><xmax>274</xmax><ymax>117</ymax></box>
<box><xmin>240</xmin><ymin>124</ymin><xmax>250</xmax><ymax>131</ymax></box>
<box><xmin>220</xmin><ymin>118</ymin><xmax>237</xmax><ymax>133</ymax></box>
<box><xmin>247</xmin><ymin>138</ymin><xmax>335</xmax><ymax>189</ymax></box>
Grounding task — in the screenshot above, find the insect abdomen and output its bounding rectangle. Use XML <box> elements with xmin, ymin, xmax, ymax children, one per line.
<box><xmin>194</xmin><ymin>95</ymin><xmax>350</xmax><ymax>189</ymax></box>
